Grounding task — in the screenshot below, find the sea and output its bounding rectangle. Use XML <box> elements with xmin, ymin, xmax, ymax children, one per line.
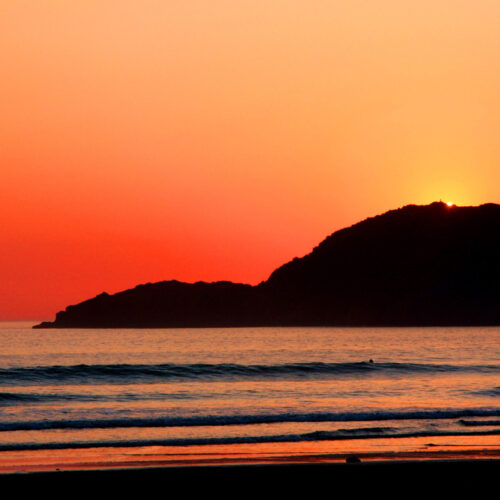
<box><xmin>0</xmin><ymin>322</ymin><xmax>499</xmax><ymax>471</ymax></box>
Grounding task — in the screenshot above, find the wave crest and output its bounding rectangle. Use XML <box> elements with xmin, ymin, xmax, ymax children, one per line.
<box><xmin>1</xmin><ymin>408</ymin><xmax>499</xmax><ymax>432</ymax></box>
<box><xmin>1</xmin><ymin>361</ymin><xmax>498</xmax><ymax>385</ymax></box>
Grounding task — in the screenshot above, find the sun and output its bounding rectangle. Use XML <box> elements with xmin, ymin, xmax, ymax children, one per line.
<box><xmin>446</xmin><ymin>202</ymin><xmax>455</xmax><ymax>207</ymax></box>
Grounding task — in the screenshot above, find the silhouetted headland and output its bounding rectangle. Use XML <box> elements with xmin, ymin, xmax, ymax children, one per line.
<box><xmin>34</xmin><ymin>202</ymin><xmax>500</xmax><ymax>328</ymax></box>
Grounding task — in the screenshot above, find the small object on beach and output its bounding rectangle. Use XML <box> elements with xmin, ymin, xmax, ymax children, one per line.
<box><xmin>369</xmin><ymin>359</ymin><xmax>374</xmax><ymax>363</ymax></box>
<box><xmin>346</xmin><ymin>455</ymin><xmax>361</xmax><ymax>463</ymax></box>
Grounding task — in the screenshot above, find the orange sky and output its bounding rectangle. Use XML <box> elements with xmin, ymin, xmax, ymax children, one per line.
<box><xmin>2</xmin><ymin>1</ymin><xmax>500</xmax><ymax>319</ymax></box>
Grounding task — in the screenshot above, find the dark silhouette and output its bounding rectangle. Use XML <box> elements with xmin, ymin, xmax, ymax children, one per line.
<box><xmin>34</xmin><ymin>202</ymin><xmax>500</xmax><ymax>328</ymax></box>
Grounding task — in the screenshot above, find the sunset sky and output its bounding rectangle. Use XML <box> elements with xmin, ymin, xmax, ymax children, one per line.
<box><xmin>2</xmin><ymin>1</ymin><xmax>500</xmax><ymax>319</ymax></box>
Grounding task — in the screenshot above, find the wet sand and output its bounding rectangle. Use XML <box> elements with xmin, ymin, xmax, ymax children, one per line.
<box><xmin>1</xmin><ymin>433</ymin><xmax>498</xmax><ymax>472</ymax></box>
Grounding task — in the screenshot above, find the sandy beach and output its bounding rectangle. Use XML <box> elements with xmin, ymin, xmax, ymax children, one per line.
<box><xmin>1</xmin><ymin>459</ymin><xmax>498</xmax><ymax>496</ymax></box>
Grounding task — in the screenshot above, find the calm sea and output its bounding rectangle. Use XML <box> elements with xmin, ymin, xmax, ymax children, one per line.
<box><xmin>0</xmin><ymin>323</ymin><xmax>499</xmax><ymax>468</ymax></box>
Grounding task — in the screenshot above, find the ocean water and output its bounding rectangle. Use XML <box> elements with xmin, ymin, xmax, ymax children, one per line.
<box><xmin>0</xmin><ymin>323</ymin><xmax>499</xmax><ymax>469</ymax></box>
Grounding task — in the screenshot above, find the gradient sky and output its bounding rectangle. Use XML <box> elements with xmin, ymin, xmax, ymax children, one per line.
<box><xmin>2</xmin><ymin>1</ymin><xmax>500</xmax><ymax>319</ymax></box>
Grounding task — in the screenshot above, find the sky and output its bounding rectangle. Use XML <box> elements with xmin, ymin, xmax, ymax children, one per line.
<box><xmin>2</xmin><ymin>1</ymin><xmax>500</xmax><ymax>319</ymax></box>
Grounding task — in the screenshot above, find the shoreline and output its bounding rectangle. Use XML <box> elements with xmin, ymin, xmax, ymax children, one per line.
<box><xmin>0</xmin><ymin>440</ymin><xmax>498</xmax><ymax>474</ymax></box>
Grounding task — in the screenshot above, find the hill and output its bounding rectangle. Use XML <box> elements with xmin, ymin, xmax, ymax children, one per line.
<box><xmin>34</xmin><ymin>202</ymin><xmax>500</xmax><ymax>328</ymax></box>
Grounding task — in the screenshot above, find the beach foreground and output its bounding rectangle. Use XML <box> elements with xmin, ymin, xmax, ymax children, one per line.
<box><xmin>0</xmin><ymin>437</ymin><xmax>499</xmax><ymax>494</ymax></box>
<box><xmin>1</xmin><ymin>459</ymin><xmax>498</xmax><ymax>496</ymax></box>
<box><xmin>0</xmin><ymin>434</ymin><xmax>498</xmax><ymax>473</ymax></box>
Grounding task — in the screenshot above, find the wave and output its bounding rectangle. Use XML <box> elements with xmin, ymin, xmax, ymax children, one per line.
<box><xmin>470</xmin><ymin>387</ymin><xmax>500</xmax><ymax>398</ymax></box>
<box><xmin>1</xmin><ymin>408</ymin><xmax>499</xmax><ymax>432</ymax></box>
<box><xmin>459</xmin><ymin>419</ymin><xmax>500</xmax><ymax>427</ymax></box>
<box><xmin>0</xmin><ymin>391</ymin><xmax>205</xmax><ymax>405</ymax></box>
<box><xmin>0</xmin><ymin>392</ymin><xmax>102</xmax><ymax>404</ymax></box>
<box><xmin>1</xmin><ymin>361</ymin><xmax>498</xmax><ymax>385</ymax></box>
<box><xmin>0</xmin><ymin>428</ymin><xmax>498</xmax><ymax>452</ymax></box>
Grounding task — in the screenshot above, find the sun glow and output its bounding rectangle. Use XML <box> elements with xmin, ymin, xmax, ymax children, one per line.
<box><xmin>446</xmin><ymin>202</ymin><xmax>455</xmax><ymax>207</ymax></box>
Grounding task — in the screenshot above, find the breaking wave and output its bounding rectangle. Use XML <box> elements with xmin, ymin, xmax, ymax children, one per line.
<box><xmin>1</xmin><ymin>361</ymin><xmax>498</xmax><ymax>385</ymax></box>
<box><xmin>1</xmin><ymin>408</ymin><xmax>500</xmax><ymax>432</ymax></box>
